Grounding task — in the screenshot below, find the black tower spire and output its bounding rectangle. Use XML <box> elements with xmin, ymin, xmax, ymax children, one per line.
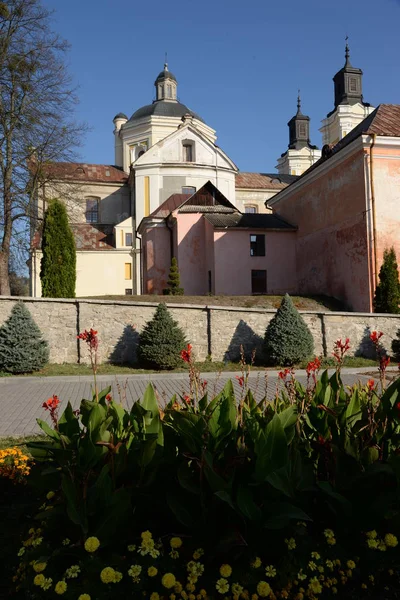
<box><xmin>287</xmin><ymin>92</ymin><xmax>316</xmax><ymax>150</ymax></box>
<box><xmin>332</xmin><ymin>39</ymin><xmax>366</xmax><ymax>110</ymax></box>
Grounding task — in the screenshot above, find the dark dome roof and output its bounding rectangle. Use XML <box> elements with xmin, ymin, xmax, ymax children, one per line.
<box><xmin>155</xmin><ymin>68</ymin><xmax>177</xmax><ymax>83</ymax></box>
<box><xmin>129</xmin><ymin>101</ymin><xmax>205</xmax><ymax>123</ymax></box>
<box><xmin>113</xmin><ymin>112</ymin><xmax>128</xmax><ymax>121</ymax></box>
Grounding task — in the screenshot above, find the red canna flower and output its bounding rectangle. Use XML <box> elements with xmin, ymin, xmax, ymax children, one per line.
<box><xmin>367</xmin><ymin>379</ymin><xmax>375</xmax><ymax>391</ymax></box>
<box><xmin>370</xmin><ymin>331</ymin><xmax>384</xmax><ymax>344</ymax></box>
<box><xmin>180</xmin><ymin>344</ymin><xmax>192</xmax><ymax>363</ymax></box>
<box><xmin>183</xmin><ymin>394</ymin><xmax>191</xmax><ymax>404</ymax></box>
<box><xmin>106</xmin><ymin>394</ymin><xmax>112</xmax><ymax>403</ymax></box>
<box><xmin>235</xmin><ymin>375</ymin><xmax>244</xmax><ymax>387</ymax></box>
<box><xmin>396</xmin><ymin>401</ymin><xmax>400</xmax><ymax>414</ymax></box>
<box><xmin>333</xmin><ymin>338</ymin><xmax>350</xmax><ymax>363</ymax></box>
<box><xmin>379</xmin><ymin>355</ymin><xmax>391</xmax><ymax>372</ymax></box>
<box><xmin>201</xmin><ymin>380</ymin><xmax>207</xmax><ymax>391</ymax></box>
<box><xmin>42</xmin><ymin>395</ymin><xmax>60</xmax><ymax>427</ymax></box>
<box><xmin>306</xmin><ymin>357</ymin><xmax>321</xmax><ymax>376</ymax></box>
<box><xmin>77</xmin><ymin>328</ymin><xmax>99</xmax><ymax>351</ymax></box>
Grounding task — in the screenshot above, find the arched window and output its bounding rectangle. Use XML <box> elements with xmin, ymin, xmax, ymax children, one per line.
<box><xmin>182</xmin><ymin>141</ymin><xmax>194</xmax><ymax>162</ymax></box>
<box><xmin>85</xmin><ymin>197</ymin><xmax>99</xmax><ymax>223</ymax></box>
<box><xmin>167</xmin><ymin>84</ymin><xmax>172</xmax><ymax>98</ymax></box>
<box><xmin>245</xmin><ymin>205</ymin><xmax>258</xmax><ymax>214</ymax></box>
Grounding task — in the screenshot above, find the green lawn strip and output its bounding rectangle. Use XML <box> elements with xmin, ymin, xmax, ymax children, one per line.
<box><xmin>80</xmin><ymin>294</ymin><xmax>345</xmax><ymax>311</ymax></box>
<box><xmin>0</xmin><ymin>356</ymin><xmax>378</xmax><ymax>378</ymax></box>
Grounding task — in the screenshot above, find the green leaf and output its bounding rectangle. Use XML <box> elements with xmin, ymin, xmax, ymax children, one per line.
<box><xmin>264</xmin><ymin>502</ymin><xmax>312</xmax><ymax>529</ymax></box>
<box><xmin>58</xmin><ymin>402</ymin><xmax>81</xmax><ymax>438</ymax></box>
<box><xmin>177</xmin><ymin>461</ymin><xmax>201</xmax><ymax>495</ymax></box>
<box><xmin>36</xmin><ymin>419</ymin><xmax>61</xmax><ymax>442</ymax></box>
<box><xmin>61</xmin><ymin>475</ymin><xmax>88</xmax><ymax>533</ymax></box>
<box><xmin>139</xmin><ymin>436</ymin><xmax>158</xmax><ymax>468</ymax></box>
<box><xmin>167</xmin><ymin>491</ymin><xmax>195</xmax><ymax>527</ymax></box>
<box><xmin>254</xmin><ymin>414</ymin><xmax>288</xmax><ymax>481</ymax></box>
<box><xmin>236</xmin><ymin>485</ymin><xmax>262</xmax><ymax>521</ymax></box>
<box><xmin>94</xmin><ymin>488</ymin><xmax>131</xmax><ymax>543</ymax></box>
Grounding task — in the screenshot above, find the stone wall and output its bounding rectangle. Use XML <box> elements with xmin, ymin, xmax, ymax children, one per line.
<box><xmin>0</xmin><ymin>297</ymin><xmax>399</xmax><ymax>364</ymax></box>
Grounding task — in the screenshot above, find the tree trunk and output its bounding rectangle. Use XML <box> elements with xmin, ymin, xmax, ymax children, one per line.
<box><xmin>0</xmin><ymin>251</ymin><xmax>10</xmax><ymax>295</ymax></box>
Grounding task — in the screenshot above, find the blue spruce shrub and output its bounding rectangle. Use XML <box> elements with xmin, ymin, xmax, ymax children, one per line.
<box><xmin>263</xmin><ymin>293</ymin><xmax>314</xmax><ymax>366</ymax></box>
<box><xmin>138</xmin><ymin>303</ymin><xmax>187</xmax><ymax>370</ymax></box>
<box><xmin>0</xmin><ymin>302</ymin><xmax>49</xmax><ymax>373</ymax></box>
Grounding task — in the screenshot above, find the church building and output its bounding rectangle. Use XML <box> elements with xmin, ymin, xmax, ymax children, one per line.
<box><xmin>31</xmin><ymin>43</ymin><xmax>400</xmax><ymax>313</ymax></box>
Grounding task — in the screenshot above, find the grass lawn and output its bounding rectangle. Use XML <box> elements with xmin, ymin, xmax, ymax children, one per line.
<box><xmin>0</xmin><ymin>356</ymin><xmax>378</xmax><ymax>378</ymax></box>
<box><xmin>81</xmin><ymin>294</ymin><xmax>346</xmax><ymax>311</ymax></box>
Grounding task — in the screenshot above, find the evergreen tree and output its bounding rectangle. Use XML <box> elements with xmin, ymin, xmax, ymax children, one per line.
<box><xmin>263</xmin><ymin>293</ymin><xmax>314</xmax><ymax>366</ymax></box>
<box><xmin>138</xmin><ymin>303</ymin><xmax>187</xmax><ymax>369</ymax></box>
<box><xmin>0</xmin><ymin>302</ymin><xmax>49</xmax><ymax>373</ymax></box>
<box><xmin>163</xmin><ymin>257</ymin><xmax>184</xmax><ymax>295</ymax></box>
<box><xmin>374</xmin><ymin>247</ymin><xmax>400</xmax><ymax>314</ymax></box>
<box><xmin>40</xmin><ymin>199</ymin><xmax>76</xmax><ymax>298</ymax></box>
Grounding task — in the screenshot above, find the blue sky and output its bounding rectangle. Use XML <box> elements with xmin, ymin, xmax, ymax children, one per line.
<box><xmin>43</xmin><ymin>0</ymin><xmax>400</xmax><ymax>173</ymax></box>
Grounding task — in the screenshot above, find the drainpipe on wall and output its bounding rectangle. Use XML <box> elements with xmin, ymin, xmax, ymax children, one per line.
<box><xmin>369</xmin><ymin>133</ymin><xmax>379</xmax><ymax>287</ymax></box>
<box><xmin>166</xmin><ymin>216</ymin><xmax>175</xmax><ymax>260</ymax></box>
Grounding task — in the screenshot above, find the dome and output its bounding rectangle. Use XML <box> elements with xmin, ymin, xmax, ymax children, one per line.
<box><xmin>154</xmin><ymin>68</ymin><xmax>177</xmax><ymax>84</ymax></box>
<box><xmin>128</xmin><ymin>101</ymin><xmax>205</xmax><ymax>123</ymax></box>
<box><xmin>113</xmin><ymin>112</ymin><xmax>128</xmax><ymax>121</ymax></box>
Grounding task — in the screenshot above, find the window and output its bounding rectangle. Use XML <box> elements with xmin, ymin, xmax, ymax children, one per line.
<box><xmin>85</xmin><ymin>198</ymin><xmax>99</xmax><ymax>223</ymax></box>
<box><xmin>124</xmin><ymin>263</ymin><xmax>132</xmax><ymax>280</ymax></box>
<box><xmin>167</xmin><ymin>84</ymin><xmax>172</xmax><ymax>98</ymax></box>
<box><xmin>208</xmin><ymin>270</ymin><xmax>212</xmax><ymax>293</ymax></box>
<box><xmin>349</xmin><ymin>77</ymin><xmax>358</xmax><ymax>93</ymax></box>
<box><xmin>251</xmin><ymin>270</ymin><xmax>267</xmax><ymax>294</ymax></box>
<box><xmin>125</xmin><ymin>232</ymin><xmax>133</xmax><ymax>246</ymax></box>
<box><xmin>299</xmin><ymin>123</ymin><xmax>307</xmax><ymax>137</ymax></box>
<box><xmin>250</xmin><ymin>234</ymin><xmax>265</xmax><ymax>257</ymax></box>
<box><xmin>182</xmin><ymin>186</ymin><xmax>196</xmax><ymax>195</ymax></box>
<box><xmin>183</xmin><ymin>143</ymin><xmax>193</xmax><ymax>162</ymax></box>
<box><xmin>125</xmin><ymin>288</ymin><xmax>132</xmax><ymax>295</ymax></box>
<box><xmin>245</xmin><ymin>205</ymin><xmax>257</xmax><ymax>214</ymax></box>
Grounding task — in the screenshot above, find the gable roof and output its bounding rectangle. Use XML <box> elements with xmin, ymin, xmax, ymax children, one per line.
<box><xmin>235</xmin><ymin>172</ymin><xmax>298</xmax><ymax>190</ymax></box>
<box><xmin>177</xmin><ymin>181</ymin><xmax>238</xmax><ymax>213</ymax></box>
<box><xmin>150</xmin><ymin>193</ymin><xmax>191</xmax><ymax>218</ymax></box>
<box><xmin>43</xmin><ymin>162</ymin><xmax>129</xmax><ymax>184</ymax></box>
<box><xmin>204</xmin><ymin>213</ymin><xmax>296</xmax><ymax>230</ymax></box>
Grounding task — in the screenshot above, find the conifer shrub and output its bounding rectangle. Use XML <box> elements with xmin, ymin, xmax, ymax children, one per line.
<box><xmin>40</xmin><ymin>199</ymin><xmax>76</xmax><ymax>298</ymax></box>
<box><xmin>0</xmin><ymin>302</ymin><xmax>49</xmax><ymax>373</ymax></box>
<box><xmin>263</xmin><ymin>293</ymin><xmax>314</xmax><ymax>365</ymax></box>
<box><xmin>138</xmin><ymin>303</ymin><xmax>187</xmax><ymax>369</ymax></box>
<box><xmin>374</xmin><ymin>247</ymin><xmax>400</xmax><ymax>314</ymax></box>
<box><xmin>163</xmin><ymin>257</ymin><xmax>184</xmax><ymax>295</ymax></box>
<box><xmin>392</xmin><ymin>329</ymin><xmax>400</xmax><ymax>361</ymax></box>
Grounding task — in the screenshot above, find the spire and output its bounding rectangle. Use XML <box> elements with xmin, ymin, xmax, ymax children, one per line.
<box><xmin>164</xmin><ymin>52</ymin><xmax>168</xmax><ymax>71</ymax></box>
<box><xmin>296</xmin><ymin>90</ymin><xmax>302</xmax><ymax>115</ymax></box>
<box><xmin>154</xmin><ymin>60</ymin><xmax>178</xmax><ymax>101</ymax></box>
<box><xmin>344</xmin><ymin>35</ymin><xmax>351</xmax><ymax>67</ymax></box>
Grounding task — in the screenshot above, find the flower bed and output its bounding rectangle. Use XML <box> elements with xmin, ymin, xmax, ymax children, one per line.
<box><xmin>5</xmin><ymin>331</ymin><xmax>400</xmax><ymax>598</ymax></box>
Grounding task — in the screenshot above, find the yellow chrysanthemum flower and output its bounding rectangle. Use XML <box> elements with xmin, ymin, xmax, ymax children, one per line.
<box><xmin>150</xmin><ymin>594</ymin><xmax>160</xmax><ymax>600</ymax></box>
<box><xmin>54</xmin><ymin>580</ymin><xmax>67</xmax><ymax>595</ymax></box>
<box><xmin>384</xmin><ymin>533</ymin><xmax>398</xmax><ymax>548</ymax></box>
<box><xmin>162</xmin><ymin>573</ymin><xmax>176</xmax><ymax>589</ymax></box>
<box><xmin>285</xmin><ymin>537</ymin><xmax>296</xmax><ymax>550</ymax></box>
<box><xmin>366</xmin><ymin>530</ymin><xmax>377</xmax><ymax>539</ymax></box>
<box><xmin>33</xmin><ymin>562</ymin><xmax>47</xmax><ymax>573</ymax></box>
<box><xmin>100</xmin><ymin>567</ymin><xmax>116</xmax><ymax>584</ymax></box>
<box><xmin>220</xmin><ymin>564</ymin><xmax>232</xmax><ymax>578</ymax></box>
<box><xmin>265</xmin><ymin>565</ymin><xmax>276</xmax><ymax>578</ymax></box>
<box><xmin>33</xmin><ymin>574</ymin><xmax>45</xmax><ymax>586</ymax></box>
<box><xmin>309</xmin><ymin>577</ymin><xmax>322</xmax><ymax>594</ymax></box>
<box><xmin>232</xmin><ymin>583</ymin><xmax>244</xmax><ymax>596</ymax></box>
<box><xmin>46</xmin><ymin>491</ymin><xmax>55</xmax><ymax>500</ymax></box>
<box><xmin>141</xmin><ymin>530</ymin><xmax>152</xmax><ymax>540</ymax></box>
<box><xmin>148</xmin><ymin>566</ymin><xmax>158</xmax><ymax>577</ymax></box>
<box><xmin>251</xmin><ymin>557</ymin><xmax>262</xmax><ymax>569</ymax></box>
<box><xmin>65</xmin><ymin>565</ymin><xmax>80</xmax><ymax>579</ymax></box>
<box><xmin>128</xmin><ymin>564</ymin><xmax>142</xmax><ymax>578</ymax></box>
<box><xmin>41</xmin><ymin>577</ymin><xmax>53</xmax><ymax>591</ymax></box>
<box><xmin>84</xmin><ymin>536</ymin><xmax>100</xmax><ymax>553</ymax></box>
<box><xmin>216</xmin><ymin>578</ymin><xmax>229</xmax><ymax>594</ymax></box>
<box><xmin>256</xmin><ymin>581</ymin><xmax>271</xmax><ymax>597</ymax></box>
<box><xmin>78</xmin><ymin>595</ymin><xmax>91</xmax><ymax>600</ymax></box>
<box><xmin>347</xmin><ymin>560</ymin><xmax>356</xmax><ymax>570</ymax></box>
<box><xmin>367</xmin><ymin>538</ymin><xmax>378</xmax><ymax>549</ymax></box>
<box><xmin>170</xmin><ymin>537</ymin><xmax>183</xmax><ymax>548</ymax></box>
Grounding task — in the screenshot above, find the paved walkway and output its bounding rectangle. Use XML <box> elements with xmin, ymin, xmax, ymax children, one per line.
<box><xmin>0</xmin><ymin>367</ymin><xmax>390</xmax><ymax>438</ymax></box>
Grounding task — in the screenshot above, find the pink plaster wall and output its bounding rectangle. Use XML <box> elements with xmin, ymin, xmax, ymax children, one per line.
<box><xmin>142</xmin><ymin>226</ymin><xmax>171</xmax><ymax>294</ymax></box>
<box><xmin>273</xmin><ymin>149</ymin><xmax>371</xmax><ymax>311</ymax></box>
<box><xmin>175</xmin><ymin>213</ymin><xmax>207</xmax><ymax>295</ymax></box>
<box><xmin>213</xmin><ymin>230</ymin><xmax>297</xmax><ymax>295</ymax></box>
<box><xmin>205</xmin><ymin>219</ymin><xmax>215</xmax><ymax>294</ymax></box>
<box><xmin>372</xmin><ymin>147</ymin><xmax>400</xmax><ymax>275</ymax></box>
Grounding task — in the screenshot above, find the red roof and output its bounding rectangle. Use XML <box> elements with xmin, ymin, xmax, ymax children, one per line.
<box><xmin>235</xmin><ymin>172</ymin><xmax>296</xmax><ymax>190</ymax></box>
<box><xmin>32</xmin><ymin>224</ymin><xmax>116</xmax><ymax>251</ymax></box>
<box><xmin>150</xmin><ymin>194</ymin><xmax>191</xmax><ymax>218</ymax></box>
<box><xmin>44</xmin><ymin>162</ymin><xmax>128</xmax><ymax>184</ymax></box>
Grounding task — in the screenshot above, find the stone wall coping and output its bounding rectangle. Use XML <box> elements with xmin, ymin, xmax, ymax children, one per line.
<box><xmin>3</xmin><ymin>296</ymin><xmax>400</xmax><ymax>318</ymax></box>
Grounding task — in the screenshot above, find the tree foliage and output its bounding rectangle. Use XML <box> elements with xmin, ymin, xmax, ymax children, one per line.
<box><xmin>374</xmin><ymin>247</ymin><xmax>400</xmax><ymax>314</ymax></box>
<box><xmin>0</xmin><ymin>0</ymin><xmax>86</xmax><ymax>294</ymax></box>
<box><xmin>138</xmin><ymin>303</ymin><xmax>187</xmax><ymax>369</ymax></box>
<box><xmin>263</xmin><ymin>293</ymin><xmax>314</xmax><ymax>365</ymax></box>
<box><xmin>0</xmin><ymin>301</ymin><xmax>49</xmax><ymax>372</ymax></box>
<box><xmin>40</xmin><ymin>199</ymin><xmax>76</xmax><ymax>297</ymax></box>
<box><xmin>163</xmin><ymin>257</ymin><xmax>184</xmax><ymax>295</ymax></box>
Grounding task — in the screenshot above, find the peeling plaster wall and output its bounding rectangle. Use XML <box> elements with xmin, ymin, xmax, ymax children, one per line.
<box><xmin>273</xmin><ymin>149</ymin><xmax>370</xmax><ymax>311</ymax></box>
<box><xmin>0</xmin><ymin>298</ymin><xmax>398</xmax><ymax>365</ymax></box>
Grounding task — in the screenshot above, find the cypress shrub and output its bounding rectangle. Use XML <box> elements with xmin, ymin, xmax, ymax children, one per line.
<box><xmin>138</xmin><ymin>303</ymin><xmax>187</xmax><ymax>369</ymax></box>
<box><xmin>0</xmin><ymin>302</ymin><xmax>49</xmax><ymax>373</ymax></box>
<box><xmin>263</xmin><ymin>293</ymin><xmax>314</xmax><ymax>366</ymax></box>
<box><xmin>163</xmin><ymin>257</ymin><xmax>184</xmax><ymax>295</ymax></box>
<box><xmin>40</xmin><ymin>199</ymin><xmax>76</xmax><ymax>298</ymax></box>
<box><xmin>392</xmin><ymin>329</ymin><xmax>400</xmax><ymax>361</ymax></box>
<box><xmin>374</xmin><ymin>247</ymin><xmax>400</xmax><ymax>314</ymax></box>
